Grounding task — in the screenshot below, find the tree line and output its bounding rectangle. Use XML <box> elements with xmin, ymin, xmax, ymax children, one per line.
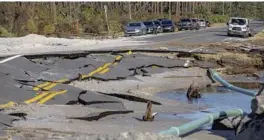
<box><xmin>0</xmin><ymin>2</ymin><xmax>263</xmax><ymax>37</ymax></box>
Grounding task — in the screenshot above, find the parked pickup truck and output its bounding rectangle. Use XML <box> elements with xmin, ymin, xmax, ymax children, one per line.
<box><xmin>227</xmin><ymin>17</ymin><xmax>254</xmax><ymax>38</ymax></box>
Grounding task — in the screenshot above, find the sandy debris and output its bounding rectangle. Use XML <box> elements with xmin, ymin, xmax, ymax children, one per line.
<box><xmin>0</xmin><ymin>34</ymin><xmax>150</xmax><ymax>56</ymax></box>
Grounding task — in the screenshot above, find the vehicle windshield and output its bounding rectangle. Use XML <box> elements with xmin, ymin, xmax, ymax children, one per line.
<box><xmin>153</xmin><ymin>21</ymin><xmax>161</xmax><ymax>25</ymax></box>
<box><xmin>191</xmin><ymin>19</ymin><xmax>198</xmax><ymax>22</ymax></box>
<box><xmin>181</xmin><ymin>19</ymin><xmax>191</xmax><ymax>22</ymax></box>
<box><xmin>230</xmin><ymin>19</ymin><xmax>246</xmax><ymax>25</ymax></box>
<box><xmin>143</xmin><ymin>21</ymin><xmax>153</xmax><ymax>26</ymax></box>
<box><xmin>161</xmin><ymin>20</ymin><xmax>173</xmax><ymax>24</ymax></box>
<box><xmin>128</xmin><ymin>23</ymin><xmax>141</xmax><ymax>27</ymax></box>
<box><xmin>199</xmin><ymin>19</ymin><xmax>205</xmax><ymax>22</ymax></box>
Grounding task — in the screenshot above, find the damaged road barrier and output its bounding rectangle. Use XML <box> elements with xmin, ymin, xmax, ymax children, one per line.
<box><xmin>159</xmin><ymin>109</ymin><xmax>244</xmax><ymax>137</ymax></box>
<box><xmin>0</xmin><ymin>54</ymin><xmax>23</xmax><ymax>64</ymax></box>
<box><xmin>208</xmin><ymin>68</ymin><xmax>256</xmax><ymax>97</ymax></box>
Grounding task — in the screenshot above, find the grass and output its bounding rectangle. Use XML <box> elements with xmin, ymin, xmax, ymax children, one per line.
<box><xmin>210</xmin><ymin>23</ymin><xmax>226</xmax><ymax>27</ymax></box>
<box><xmin>249</xmin><ymin>29</ymin><xmax>264</xmax><ymax>40</ymax></box>
<box><xmin>194</xmin><ymin>52</ymin><xmax>263</xmax><ymax>67</ymax></box>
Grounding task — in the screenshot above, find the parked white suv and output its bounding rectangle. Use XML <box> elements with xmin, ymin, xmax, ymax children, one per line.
<box><xmin>198</xmin><ymin>19</ymin><xmax>206</xmax><ymax>28</ymax></box>
<box><xmin>227</xmin><ymin>17</ymin><xmax>253</xmax><ymax>38</ymax></box>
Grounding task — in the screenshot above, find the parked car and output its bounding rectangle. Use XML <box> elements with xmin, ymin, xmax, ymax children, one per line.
<box><xmin>143</xmin><ymin>21</ymin><xmax>158</xmax><ymax>34</ymax></box>
<box><xmin>178</xmin><ymin>18</ymin><xmax>192</xmax><ymax>31</ymax></box>
<box><xmin>190</xmin><ymin>18</ymin><xmax>200</xmax><ymax>30</ymax></box>
<box><xmin>153</xmin><ymin>20</ymin><xmax>163</xmax><ymax>33</ymax></box>
<box><xmin>124</xmin><ymin>22</ymin><xmax>147</xmax><ymax>36</ymax></box>
<box><xmin>206</xmin><ymin>20</ymin><xmax>211</xmax><ymax>27</ymax></box>
<box><xmin>178</xmin><ymin>18</ymin><xmax>199</xmax><ymax>31</ymax></box>
<box><xmin>157</xmin><ymin>18</ymin><xmax>169</xmax><ymax>21</ymax></box>
<box><xmin>227</xmin><ymin>17</ymin><xmax>253</xmax><ymax>38</ymax></box>
<box><xmin>199</xmin><ymin>19</ymin><xmax>206</xmax><ymax>28</ymax></box>
<box><xmin>161</xmin><ymin>20</ymin><xmax>175</xmax><ymax>32</ymax></box>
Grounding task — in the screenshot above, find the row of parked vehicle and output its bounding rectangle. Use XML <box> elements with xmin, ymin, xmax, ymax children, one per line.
<box><xmin>124</xmin><ymin>18</ymin><xmax>211</xmax><ymax>37</ymax></box>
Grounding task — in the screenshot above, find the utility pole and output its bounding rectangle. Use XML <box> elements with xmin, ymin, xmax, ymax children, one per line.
<box><xmin>104</xmin><ymin>5</ymin><xmax>110</xmax><ymax>35</ymax></box>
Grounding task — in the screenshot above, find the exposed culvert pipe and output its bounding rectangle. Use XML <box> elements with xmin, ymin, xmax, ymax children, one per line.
<box><xmin>159</xmin><ymin>109</ymin><xmax>244</xmax><ymax>137</ymax></box>
<box><xmin>207</xmin><ymin>68</ymin><xmax>257</xmax><ymax>97</ymax></box>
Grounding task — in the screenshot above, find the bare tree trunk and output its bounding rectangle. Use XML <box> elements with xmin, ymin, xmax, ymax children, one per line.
<box><xmin>69</xmin><ymin>2</ymin><xmax>72</xmax><ymax>23</ymax></box>
<box><xmin>176</xmin><ymin>2</ymin><xmax>179</xmax><ymax>16</ymax></box>
<box><xmin>128</xmin><ymin>2</ymin><xmax>132</xmax><ymax>20</ymax></box>
<box><xmin>229</xmin><ymin>2</ymin><xmax>232</xmax><ymax>16</ymax></box>
<box><xmin>192</xmin><ymin>2</ymin><xmax>195</xmax><ymax>14</ymax></box>
<box><xmin>52</xmin><ymin>2</ymin><xmax>57</xmax><ymax>24</ymax></box>
<box><xmin>160</xmin><ymin>2</ymin><xmax>163</xmax><ymax>16</ymax></box>
<box><xmin>104</xmin><ymin>5</ymin><xmax>110</xmax><ymax>34</ymax></box>
<box><xmin>169</xmin><ymin>2</ymin><xmax>171</xmax><ymax>19</ymax></box>
<box><xmin>222</xmin><ymin>2</ymin><xmax>225</xmax><ymax>16</ymax></box>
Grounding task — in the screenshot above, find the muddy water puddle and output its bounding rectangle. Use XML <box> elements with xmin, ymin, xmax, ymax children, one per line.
<box><xmin>156</xmin><ymin>86</ymin><xmax>257</xmax><ymax>125</ymax></box>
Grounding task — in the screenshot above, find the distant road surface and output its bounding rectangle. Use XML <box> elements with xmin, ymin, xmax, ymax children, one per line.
<box><xmin>129</xmin><ymin>20</ymin><xmax>264</xmax><ymax>45</ymax></box>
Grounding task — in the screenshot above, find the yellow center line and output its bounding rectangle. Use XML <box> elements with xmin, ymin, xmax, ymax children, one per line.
<box><xmin>33</xmin><ymin>78</ymin><xmax>69</xmax><ymax>91</ymax></box>
<box><xmin>0</xmin><ymin>101</ymin><xmax>16</xmax><ymax>109</ymax></box>
<box><xmin>33</xmin><ymin>82</ymin><xmax>51</xmax><ymax>91</ymax></box>
<box><xmin>127</xmin><ymin>50</ymin><xmax>133</xmax><ymax>55</ymax></box>
<box><xmin>81</xmin><ymin>63</ymin><xmax>111</xmax><ymax>79</ymax></box>
<box><xmin>37</xmin><ymin>90</ymin><xmax>68</xmax><ymax>104</ymax></box>
<box><xmin>24</xmin><ymin>92</ymin><xmax>50</xmax><ymax>104</ymax></box>
<box><xmin>115</xmin><ymin>55</ymin><xmax>122</xmax><ymax>61</ymax></box>
<box><xmin>99</xmin><ymin>67</ymin><xmax>110</xmax><ymax>74</ymax></box>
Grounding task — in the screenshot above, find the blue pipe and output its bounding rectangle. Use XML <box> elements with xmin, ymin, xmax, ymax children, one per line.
<box><xmin>159</xmin><ymin>109</ymin><xmax>244</xmax><ymax>137</ymax></box>
<box><xmin>208</xmin><ymin>68</ymin><xmax>256</xmax><ymax>97</ymax></box>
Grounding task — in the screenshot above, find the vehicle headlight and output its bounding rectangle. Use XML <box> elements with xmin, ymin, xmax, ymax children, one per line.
<box><xmin>242</xmin><ymin>27</ymin><xmax>247</xmax><ymax>30</ymax></box>
<box><xmin>135</xmin><ymin>29</ymin><xmax>140</xmax><ymax>32</ymax></box>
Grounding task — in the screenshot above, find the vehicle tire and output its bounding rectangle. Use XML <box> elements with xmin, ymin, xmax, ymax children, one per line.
<box><xmin>249</xmin><ymin>29</ymin><xmax>254</xmax><ymax>37</ymax></box>
<box><xmin>139</xmin><ymin>31</ymin><xmax>143</xmax><ymax>36</ymax></box>
<box><xmin>227</xmin><ymin>33</ymin><xmax>231</xmax><ymax>37</ymax></box>
<box><xmin>178</xmin><ymin>28</ymin><xmax>182</xmax><ymax>31</ymax></box>
<box><xmin>143</xmin><ymin>30</ymin><xmax>147</xmax><ymax>35</ymax></box>
<box><xmin>242</xmin><ymin>32</ymin><xmax>249</xmax><ymax>38</ymax></box>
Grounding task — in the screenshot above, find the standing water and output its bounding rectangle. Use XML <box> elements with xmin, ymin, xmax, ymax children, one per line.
<box><xmin>156</xmin><ymin>86</ymin><xmax>257</xmax><ymax>124</ymax></box>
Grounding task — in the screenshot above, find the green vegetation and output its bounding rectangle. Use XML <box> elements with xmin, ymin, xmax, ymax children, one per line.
<box><xmin>0</xmin><ymin>2</ymin><xmax>263</xmax><ymax>37</ymax></box>
<box><xmin>0</xmin><ymin>27</ymin><xmax>13</xmax><ymax>37</ymax></box>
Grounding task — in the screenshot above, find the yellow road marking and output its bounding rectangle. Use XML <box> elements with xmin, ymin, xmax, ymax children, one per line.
<box><xmin>115</xmin><ymin>55</ymin><xmax>122</xmax><ymax>61</ymax></box>
<box><xmin>38</xmin><ymin>90</ymin><xmax>67</xmax><ymax>104</ymax></box>
<box><xmin>127</xmin><ymin>50</ymin><xmax>132</xmax><ymax>55</ymax></box>
<box><xmin>81</xmin><ymin>63</ymin><xmax>111</xmax><ymax>79</ymax></box>
<box><xmin>33</xmin><ymin>82</ymin><xmax>51</xmax><ymax>91</ymax></box>
<box><xmin>99</xmin><ymin>67</ymin><xmax>110</xmax><ymax>74</ymax></box>
<box><xmin>24</xmin><ymin>92</ymin><xmax>50</xmax><ymax>104</ymax></box>
<box><xmin>33</xmin><ymin>78</ymin><xmax>69</xmax><ymax>91</ymax></box>
<box><xmin>0</xmin><ymin>101</ymin><xmax>16</xmax><ymax>109</ymax></box>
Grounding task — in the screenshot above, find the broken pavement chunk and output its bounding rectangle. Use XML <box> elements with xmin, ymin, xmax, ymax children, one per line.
<box><xmin>78</xmin><ymin>90</ymin><xmax>126</xmax><ymax>110</ymax></box>
<box><xmin>69</xmin><ymin>110</ymin><xmax>133</xmax><ymax>121</ymax></box>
